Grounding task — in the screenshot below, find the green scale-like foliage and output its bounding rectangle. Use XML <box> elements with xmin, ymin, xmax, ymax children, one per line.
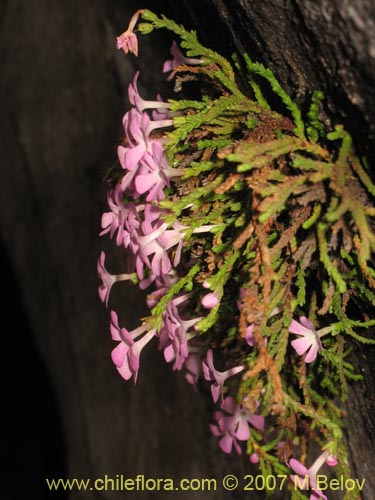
<box><xmin>113</xmin><ymin>10</ymin><xmax>375</xmax><ymax>499</ymax></box>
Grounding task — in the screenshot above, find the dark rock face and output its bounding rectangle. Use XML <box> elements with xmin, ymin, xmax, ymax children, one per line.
<box><xmin>0</xmin><ymin>0</ymin><xmax>374</xmax><ymax>499</ymax></box>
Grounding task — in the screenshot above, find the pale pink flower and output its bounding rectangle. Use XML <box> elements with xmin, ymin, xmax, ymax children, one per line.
<box><xmin>325</xmin><ymin>455</ymin><xmax>338</xmax><ymax>467</ymax></box>
<box><xmin>288</xmin><ymin>450</ymin><xmax>332</xmax><ymax>500</ymax></box>
<box><xmin>184</xmin><ymin>352</ymin><xmax>201</xmax><ymax>386</ymax></box>
<box><xmin>163</xmin><ymin>41</ymin><xmax>204</xmax><ymax>80</ymax></box>
<box><xmin>210</xmin><ymin>413</ymin><xmax>242</xmax><ymax>454</ymax></box>
<box><xmin>109</xmin><ymin>310</ymin><xmax>155</xmax><ymax>382</ymax></box>
<box><xmin>97</xmin><ymin>251</ymin><xmax>135</xmax><ymax>306</ymax></box>
<box><xmin>210</xmin><ymin>397</ymin><xmax>264</xmax><ymax>454</ymax></box>
<box><xmin>134</xmin><ymin>142</ymin><xmax>184</xmax><ymax>202</ymax></box>
<box><xmin>100</xmin><ymin>184</ymin><xmax>129</xmax><ymax>246</ymax></box>
<box><xmin>245</xmin><ymin>324</ymin><xmax>268</xmax><ymax>348</ymax></box>
<box><xmin>116</xmin><ymin>9</ymin><xmax>144</xmax><ymax>56</ymax></box>
<box><xmin>289</xmin><ymin>316</ymin><xmax>322</xmax><ymax>363</ymax></box>
<box><xmin>202</xmin><ymin>349</ymin><xmax>245</xmax><ymax>403</ymax></box>
<box><xmin>219</xmin><ymin>397</ymin><xmax>265</xmax><ymax>440</ymax></box>
<box><xmin>159</xmin><ymin>295</ymin><xmax>201</xmax><ymax>370</ymax></box>
<box><xmin>128</xmin><ymin>71</ymin><xmax>171</xmax><ymax>113</ymax></box>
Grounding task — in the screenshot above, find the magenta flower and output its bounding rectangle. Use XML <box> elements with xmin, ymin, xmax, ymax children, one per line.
<box><xmin>159</xmin><ymin>295</ymin><xmax>201</xmax><ymax>370</ymax></box>
<box><xmin>289</xmin><ymin>316</ymin><xmax>322</xmax><ymax>363</ymax></box>
<box><xmin>163</xmin><ymin>41</ymin><xmax>204</xmax><ymax>80</ymax></box>
<box><xmin>110</xmin><ymin>310</ymin><xmax>156</xmax><ymax>382</ymax></box>
<box><xmin>100</xmin><ymin>185</ymin><xmax>129</xmax><ymax>246</ymax></box>
<box><xmin>202</xmin><ymin>349</ymin><xmax>245</xmax><ymax>403</ymax></box>
<box><xmin>249</xmin><ymin>452</ymin><xmax>260</xmax><ymax>464</ymax></box>
<box><xmin>97</xmin><ymin>251</ymin><xmax>135</xmax><ymax>306</ymax></box>
<box><xmin>288</xmin><ymin>450</ymin><xmax>332</xmax><ymax>500</ymax></box>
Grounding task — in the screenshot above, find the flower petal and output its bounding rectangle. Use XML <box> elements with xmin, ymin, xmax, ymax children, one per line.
<box><xmin>111</xmin><ymin>342</ymin><xmax>128</xmax><ymax>367</ymax></box>
<box><xmin>248</xmin><ymin>414</ymin><xmax>265</xmax><ymax>431</ymax></box>
<box><xmin>304</xmin><ymin>343</ymin><xmax>319</xmax><ymax>363</ymax></box>
<box><xmin>289</xmin><ymin>319</ymin><xmax>314</xmax><ymax>336</ymax></box>
<box><xmin>291</xmin><ymin>336</ymin><xmax>312</xmax><ymax>356</ymax></box>
<box><xmin>289</xmin><ymin>458</ymin><xmax>308</xmax><ymax>476</ymax></box>
<box><xmin>218</xmin><ymin>434</ymin><xmax>233</xmax><ymax>454</ymax></box>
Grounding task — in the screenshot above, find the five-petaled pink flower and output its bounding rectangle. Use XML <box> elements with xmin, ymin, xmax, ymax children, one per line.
<box><xmin>289</xmin><ymin>316</ymin><xmax>322</xmax><ymax>363</ymax></box>
<box><xmin>202</xmin><ymin>349</ymin><xmax>245</xmax><ymax>403</ymax></box>
<box><xmin>210</xmin><ymin>396</ymin><xmax>264</xmax><ymax>454</ymax></box>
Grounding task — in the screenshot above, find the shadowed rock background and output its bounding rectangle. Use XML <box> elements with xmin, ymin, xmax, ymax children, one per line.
<box><xmin>0</xmin><ymin>1</ymin><xmax>374</xmax><ymax>499</ymax></box>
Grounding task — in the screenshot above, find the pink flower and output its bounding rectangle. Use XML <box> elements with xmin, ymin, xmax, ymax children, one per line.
<box><xmin>119</xmin><ymin>109</ymin><xmax>152</xmax><ymax>173</ymax></box>
<box><xmin>201</xmin><ymin>292</ymin><xmax>219</xmax><ymax>309</ymax></box>
<box><xmin>210</xmin><ymin>397</ymin><xmax>264</xmax><ymax>454</ymax></box>
<box><xmin>289</xmin><ymin>316</ymin><xmax>322</xmax><ymax>363</ymax></box>
<box><xmin>117</xmin><ymin>31</ymin><xmax>138</xmax><ymax>56</ymax></box>
<box><xmin>137</xmin><ymin>219</ymin><xmax>180</xmax><ymax>277</ymax></box>
<box><xmin>202</xmin><ymin>349</ymin><xmax>245</xmax><ymax>403</ymax></box>
<box><xmin>163</xmin><ymin>41</ymin><xmax>204</xmax><ymax>80</ymax></box>
<box><xmin>219</xmin><ymin>397</ymin><xmax>265</xmax><ymax>440</ymax></box>
<box><xmin>159</xmin><ymin>295</ymin><xmax>201</xmax><ymax>370</ymax></box>
<box><xmin>288</xmin><ymin>450</ymin><xmax>332</xmax><ymax>500</ymax></box>
<box><xmin>184</xmin><ymin>353</ymin><xmax>201</xmax><ymax>386</ymax></box>
<box><xmin>136</xmin><ymin>211</ymin><xmax>216</xmax><ymax>278</ymax></box>
<box><xmin>116</xmin><ymin>9</ymin><xmax>144</xmax><ymax>56</ymax></box>
<box><xmin>245</xmin><ymin>324</ymin><xmax>268</xmax><ymax>348</ymax></box>
<box><xmin>118</xmin><ymin>108</ymin><xmax>173</xmax><ymax>196</ymax></box>
<box><xmin>97</xmin><ymin>251</ymin><xmax>135</xmax><ymax>306</ymax></box>
<box><xmin>210</xmin><ymin>413</ymin><xmax>242</xmax><ymax>454</ymax></box>
<box><xmin>110</xmin><ymin>310</ymin><xmax>156</xmax><ymax>382</ymax></box>
<box><xmin>134</xmin><ymin>142</ymin><xmax>184</xmax><ymax>202</ymax></box>
<box><xmin>245</xmin><ymin>324</ymin><xmax>255</xmax><ymax>347</ymax></box>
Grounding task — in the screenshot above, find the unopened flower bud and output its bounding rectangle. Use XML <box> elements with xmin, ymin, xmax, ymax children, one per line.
<box><xmin>138</xmin><ymin>23</ymin><xmax>154</xmax><ymax>34</ymax></box>
<box><xmin>201</xmin><ymin>292</ymin><xmax>219</xmax><ymax>309</ymax></box>
<box><xmin>325</xmin><ymin>455</ymin><xmax>338</xmax><ymax>467</ymax></box>
<box><xmin>141</xmin><ymin>10</ymin><xmax>158</xmax><ymax>21</ymax></box>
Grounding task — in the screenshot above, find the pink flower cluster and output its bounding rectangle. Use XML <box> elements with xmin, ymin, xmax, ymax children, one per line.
<box><xmin>97</xmin><ymin>54</ymin><xmax>222</xmax><ymax>381</ymax></box>
<box><xmin>201</xmin><ymin>347</ymin><xmax>264</xmax><ymax>455</ymax></box>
